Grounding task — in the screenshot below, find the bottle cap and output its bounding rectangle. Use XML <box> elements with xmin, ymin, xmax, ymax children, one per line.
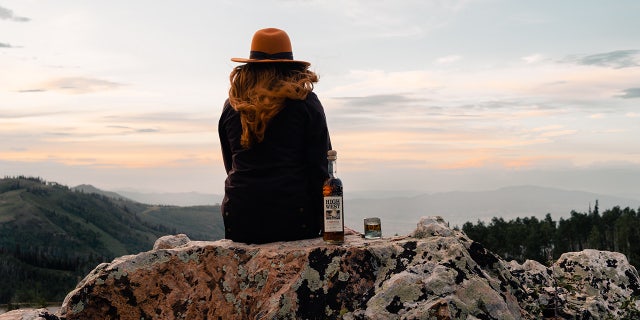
<box><xmin>327</xmin><ymin>150</ymin><xmax>337</xmax><ymax>160</ymax></box>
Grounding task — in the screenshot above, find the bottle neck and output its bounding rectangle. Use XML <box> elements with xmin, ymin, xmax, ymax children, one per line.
<box><xmin>328</xmin><ymin>159</ymin><xmax>338</xmax><ymax>178</ymax></box>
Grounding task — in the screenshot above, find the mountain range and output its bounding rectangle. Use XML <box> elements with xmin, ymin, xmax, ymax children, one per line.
<box><xmin>345</xmin><ymin>185</ymin><xmax>640</xmax><ymax>236</ymax></box>
<box><xmin>90</xmin><ymin>183</ymin><xmax>640</xmax><ymax>238</ymax></box>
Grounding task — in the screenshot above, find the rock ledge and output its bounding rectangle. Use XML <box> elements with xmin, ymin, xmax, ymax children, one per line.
<box><xmin>3</xmin><ymin>216</ymin><xmax>639</xmax><ymax>319</ymax></box>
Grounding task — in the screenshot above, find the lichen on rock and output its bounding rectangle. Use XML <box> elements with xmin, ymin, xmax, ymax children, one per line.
<box><xmin>42</xmin><ymin>216</ymin><xmax>640</xmax><ymax>320</ymax></box>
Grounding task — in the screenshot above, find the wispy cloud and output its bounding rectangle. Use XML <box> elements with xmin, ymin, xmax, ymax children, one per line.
<box><xmin>333</xmin><ymin>94</ymin><xmax>421</xmax><ymax>107</ymax></box>
<box><xmin>136</xmin><ymin>128</ymin><xmax>159</xmax><ymax>133</ymax></box>
<box><xmin>522</xmin><ymin>54</ymin><xmax>545</xmax><ymax>64</ymax></box>
<box><xmin>617</xmin><ymin>88</ymin><xmax>640</xmax><ymax>99</ymax></box>
<box><xmin>103</xmin><ymin>112</ymin><xmax>215</xmax><ymax>125</ymax></box>
<box><xmin>20</xmin><ymin>77</ymin><xmax>124</xmax><ymax>94</ymax></box>
<box><xmin>329</xmin><ymin>93</ymin><xmax>444</xmax><ymax>131</ymax></box>
<box><xmin>0</xmin><ymin>5</ymin><xmax>30</xmax><ymax>22</ymax></box>
<box><xmin>326</xmin><ymin>0</ymin><xmax>471</xmax><ymax>39</ymax></box>
<box><xmin>0</xmin><ymin>110</ymin><xmax>73</xmax><ymax>119</ymax></box>
<box><xmin>105</xmin><ymin>125</ymin><xmax>159</xmax><ymax>134</ymax></box>
<box><xmin>562</xmin><ymin>50</ymin><xmax>640</xmax><ymax>69</ymax></box>
<box><xmin>436</xmin><ymin>55</ymin><xmax>462</xmax><ymax>65</ymax></box>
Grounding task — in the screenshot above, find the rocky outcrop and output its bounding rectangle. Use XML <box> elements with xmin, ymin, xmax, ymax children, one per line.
<box><xmin>57</xmin><ymin>217</ymin><xmax>531</xmax><ymax>319</ymax></box>
<box><xmin>509</xmin><ymin>249</ymin><xmax>640</xmax><ymax>318</ymax></box>
<box><xmin>3</xmin><ymin>216</ymin><xmax>639</xmax><ymax>319</ymax></box>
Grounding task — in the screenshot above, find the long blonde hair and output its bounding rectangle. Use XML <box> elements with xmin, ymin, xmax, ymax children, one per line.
<box><xmin>229</xmin><ymin>63</ymin><xmax>318</xmax><ymax>148</ymax></box>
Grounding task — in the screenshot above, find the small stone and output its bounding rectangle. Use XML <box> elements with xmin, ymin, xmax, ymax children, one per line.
<box><xmin>153</xmin><ymin>234</ymin><xmax>191</xmax><ymax>250</ymax></box>
<box><xmin>411</xmin><ymin>216</ymin><xmax>453</xmax><ymax>238</ymax></box>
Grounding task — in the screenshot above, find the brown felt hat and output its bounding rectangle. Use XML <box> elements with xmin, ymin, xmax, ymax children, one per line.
<box><xmin>231</xmin><ymin>28</ymin><xmax>310</xmax><ymax>66</ymax></box>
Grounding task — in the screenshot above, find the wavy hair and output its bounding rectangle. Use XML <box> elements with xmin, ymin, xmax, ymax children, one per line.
<box><xmin>229</xmin><ymin>63</ymin><xmax>318</xmax><ymax>148</ymax></box>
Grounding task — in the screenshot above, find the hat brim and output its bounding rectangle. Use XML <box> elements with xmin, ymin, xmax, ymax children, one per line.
<box><xmin>231</xmin><ymin>57</ymin><xmax>310</xmax><ymax>66</ymax></box>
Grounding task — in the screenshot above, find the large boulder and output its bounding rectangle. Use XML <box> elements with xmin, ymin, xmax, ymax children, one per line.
<box><xmin>508</xmin><ymin>249</ymin><xmax>640</xmax><ymax>319</ymax></box>
<box><xmin>59</xmin><ymin>217</ymin><xmax>530</xmax><ymax>319</ymax></box>
<box><xmin>2</xmin><ymin>216</ymin><xmax>635</xmax><ymax>319</ymax></box>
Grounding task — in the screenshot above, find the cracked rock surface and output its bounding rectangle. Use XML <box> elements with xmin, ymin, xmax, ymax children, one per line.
<box><xmin>6</xmin><ymin>216</ymin><xmax>638</xmax><ymax>319</ymax></box>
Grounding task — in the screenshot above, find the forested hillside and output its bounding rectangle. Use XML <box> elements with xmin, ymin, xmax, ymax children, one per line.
<box><xmin>463</xmin><ymin>201</ymin><xmax>640</xmax><ymax>267</ymax></box>
<box><xmin>0</xmin><ymin>176</ymin><xmax>223</xmax><ymax>306</ymax></box>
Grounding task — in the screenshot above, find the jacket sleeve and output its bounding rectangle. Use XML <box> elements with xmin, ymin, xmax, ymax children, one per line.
<box><xmin>218</xmin><ymin>100</ymin><xmax>233</xmax><ymax>174</ymax></box>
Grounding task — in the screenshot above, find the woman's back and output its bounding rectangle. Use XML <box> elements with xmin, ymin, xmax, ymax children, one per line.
<box><xmin>219</xmin><ymin>92</ymin><xmax>330</xmax><ymax>212</ymax></box>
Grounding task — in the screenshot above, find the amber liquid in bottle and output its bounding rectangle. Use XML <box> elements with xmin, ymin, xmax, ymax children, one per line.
<box><xmin>323</xmin><ymin>150</ymin><xmax>344</xmax><ymax>244</ymax></box>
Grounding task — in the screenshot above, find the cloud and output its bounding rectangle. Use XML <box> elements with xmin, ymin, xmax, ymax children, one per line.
<box><xmin>137</xmin><ymin>128</ymin><xmax>159</xmax><ymax>133</ymax></box>
<box><xmin>333</xmin><ymin>94</ymin><xmax>420</xmax><ymax>107</ymax></box>
<box><xmin>0</xmin><ymin>5</ymin><xmax>30</xmax><ymax>22</ymax></box>
<box><xmin>522</xmin><ymin>54</ymin><xmax>544</xmax><ymax>64</ymax></box>
<box><xmin>0</xmin><ymin>110</ymin><xmax>70</xmax><ymax>119</ymax></box>
<box><xmin>105</xmin><ymin>125</ymin><xmax>159</xmax><ymax>134</ymax></box>
<box><xmin>436</xmin><ymin>55</ymin><xmax>462</xmax><ymax>65</ymax></box>
<box><xmin>323</xmin><ymin>1</ymin><xmax>471</xmax><ymax>39</ymax></box>
<box><xmin>617</xmin><ymin>88</ymin><xmax>640</xmax><ymax>99</ymax></box>
<box><xmin>103</xmin><ymin>112</ymin><xmax>214</xmax><ymax>124</ymax></box>
<box><xmin>562</xmin><ymin>50</ymin><xmax>640</xmax><ymax>69</ymax></box>
<box><xmin>45</xmin><ymin>131</ymin><xmax>73</xmax><ymax>137</ymax></box>
<box><xmin>329</xmin><ymin>93</ymin><xmax>440</xmax><ymax>129</ymax></box>
<box><xmin>1</xmin><ymin>42</ymin><xmax>22</xmax><ymax>48</ymax></box>
<box><xmin>21</xmin><ymin>77</ymin><xmax>124</xmax><ymax>94</ymax></box>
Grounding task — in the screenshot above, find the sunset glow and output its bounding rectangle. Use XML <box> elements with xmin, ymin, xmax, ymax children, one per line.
<box><xmin>1</xmin><ymin>1</ymin><xmax>639</xmax><ymax>197</ymax></box>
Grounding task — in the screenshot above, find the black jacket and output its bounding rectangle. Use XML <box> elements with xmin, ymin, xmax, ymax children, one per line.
<box><xmin>218</xmin><ymin>92</ymin><xmax>331</xmax><ymax>243</ymax></box>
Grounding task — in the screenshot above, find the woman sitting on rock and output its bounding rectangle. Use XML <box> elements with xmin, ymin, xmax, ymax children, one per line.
<box><xmin>218</xmin><ymin>28</ymin><xmax>332</xmax><ymax>244</ymax></box>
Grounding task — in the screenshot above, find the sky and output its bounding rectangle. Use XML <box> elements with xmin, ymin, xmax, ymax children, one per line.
<box><xmin>1</xmin><ymin>0</ymin><xmax>640</xmax><ymax>199</ymax></box>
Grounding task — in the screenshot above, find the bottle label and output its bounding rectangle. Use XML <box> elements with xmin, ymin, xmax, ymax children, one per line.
<box><xmin>323</xmin><ymin>196</ymin><xmax>344</xmax><ymax>232</ymax></box>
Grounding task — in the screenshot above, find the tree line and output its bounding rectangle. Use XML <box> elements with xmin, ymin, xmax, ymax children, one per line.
<box><xmin>462</xmin><ymin>201</ymin><xmax>640</xmax><ymax>267</ymax></box>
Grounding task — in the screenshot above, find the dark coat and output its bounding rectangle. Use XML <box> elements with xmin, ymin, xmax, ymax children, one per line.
<box><xmin>218</xmin><ymin>92</ymin><xmax>331</xmax><ymax>243</ymax></box>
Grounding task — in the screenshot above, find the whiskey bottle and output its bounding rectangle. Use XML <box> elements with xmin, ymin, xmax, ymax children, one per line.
<box><xmin>323</xmin><ymin>150</ymin><xmax>344</xmax><ymax>244</ymax></box>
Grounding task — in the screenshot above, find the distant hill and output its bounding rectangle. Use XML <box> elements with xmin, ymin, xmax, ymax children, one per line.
<box><xmin>68</xmin><ymin>184</ymin><xmax>225</xmax><ymax>240</ymax></box>
<box><xmin>71</xmin><ymin>184</ymin><xmax>132</xmax><ymax>201</ymax></box>
<box><xmin>0</xmin><ymin>176</ymin><xmax>223</xmax><ymax>305</ymax></box>
<box><xmin>71</xmin><ymin>185</ymin><xmax>225</xmax><ymax>239</ymax></box>
<box><xmin>114</xmin><ymin>190</ymin><xmax>223</xmax><ymax>206</ymax></box>
<box><xmin>345</xmin><ymin>185</ymin><xmax>640</xmax><ymax>236</ymax></box>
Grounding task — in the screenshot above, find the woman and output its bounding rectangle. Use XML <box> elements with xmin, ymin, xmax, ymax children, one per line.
<box><xmin>218</xmin><ymin>28</ymin><xmax>332</xmax><ymax>244</ymax></box>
